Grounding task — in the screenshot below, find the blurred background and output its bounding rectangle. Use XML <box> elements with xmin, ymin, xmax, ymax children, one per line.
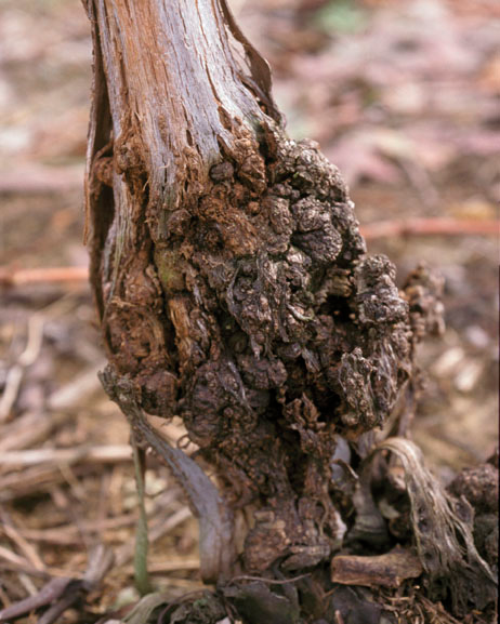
<box><xmin>0</xmin><ymin>0</ymin><xmax>498</xmax><ymax>617</ymax></box>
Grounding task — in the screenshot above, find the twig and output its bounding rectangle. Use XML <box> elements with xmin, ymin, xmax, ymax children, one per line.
<box><xmin>0</xmin><ymin>367</ymin><xmax>25</xmax><ymax>423</ymax></box>
<box><xmin>360</xmin><ymin>218</ymin><xmax>499</xmax><ymax>240</ymax></box>
<box><xmin>0</xmin><ymin>509</ymin><xmax>46</xmax><ymax>572</ymax></box>
<box><xmin>0</xmin><ymin>545</ymin><xmax>114</xmax><ymax>624</ymax></box>
<box><xmin>0</xmin><ymin>315</ymin><xmax>45</xmax><ymax>422</ymax></box>
<box><xmin>19</xmin><ymin>513</ymin><xmax>144</xmax><ymax>544</ymax></box>
<box><xmin>0</xmin><ymin>577</ymin><xmax>73</xmax><ymax>622</ymax></box>
<box><xmin>36</xmin><ymin>589</ymin><xmax>82</xmax><ymax>624</ymax></box>
<box><xmin>0</xmin><ymin>464</ymin><xmax>90</xmax><ymax>503</ymax></box>
<box><xmin>0</xmin><ymin>445</ymin><xmax>132</xmax><ymax>467</ymax></box>
<box><xmin>0</xmin><ymin>266</ymin><xmax>89</xmax><ymax>287</ymax></box>
<box><xmin>17</xmin><ymin>573</ymin><xmax>38</xmax><ymax>599</ymax></box>
<box><xmin>0</xmin><ymin>561</ymin><xmax>77</xmax><ymax>580</ymax></box>
<box><xmin>331</xmin><ymin>548</ymin><xmax>422</xmax><ymax>587</ymax></box>
<box><xmin>0</xmin><ymin>363</ymin><xmax>106</xmax><ymax>454</ymax></box>
<box><xmin>0</xmin><ymin>544</ymin><xmax>33</xmax><ymax>569</ymax></box>
<box><xmin>0</xmin><ymin>294</ymin><xmax>86</xmax><ymax>425</ymax></box>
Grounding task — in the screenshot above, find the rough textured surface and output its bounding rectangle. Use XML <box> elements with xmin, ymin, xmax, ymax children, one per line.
<box><xmin>83</xmin><ymin>1</ymin><xmax>496</xmax><ymax>622</ymax></box>
<box><xmin>84</xmin><ymin>0</ymin><xmax>417</xmax><ymax>578</ymax></box>
<box><xmin>448</xmin><ymin>462</ymin><xmax>499</xmax><ymax>516</ymax></box>
<box><xmin>90</xmin><ymin>124</ymin><xmax>417</xmax><ymax>575</ymax></box>
<box><xmin>368</xmin><ymin>439</ymin><xmax>497</xmax><ymax>616</ymax></box>
<box><xmin>448</xmin><ymin>457</ymin><xmax>499</xmax><ymax>577</ymax></box>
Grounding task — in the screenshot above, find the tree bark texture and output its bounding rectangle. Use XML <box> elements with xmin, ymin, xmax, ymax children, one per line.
<box><xmin>83</xmin><ymin>0</ymin><xmax>497</xmax><ymax>621</ymax></box>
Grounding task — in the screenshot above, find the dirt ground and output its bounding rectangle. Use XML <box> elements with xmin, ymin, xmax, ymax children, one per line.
<box><xmin>0</xmin><ymin>0</ymin><xmax>498</xmax><ymax>620</ymax></box>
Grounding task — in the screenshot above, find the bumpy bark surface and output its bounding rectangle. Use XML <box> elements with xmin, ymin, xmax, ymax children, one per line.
<box><xmin>83</xmin><ymin>0</ymin><xmax>497</xmax><ymax>621</ymax></box>
<box><xmin>84</xmin><ymin>0</ymin><xmax>411</xmax><ymax>572</ymax></box>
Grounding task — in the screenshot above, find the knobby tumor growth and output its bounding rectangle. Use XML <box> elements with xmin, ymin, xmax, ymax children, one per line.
<box><xmin>83</xmin><ymin>0</ymin><xmax>496</xmax><ymax>620</ymax></box>
<box><xmin>98</xmin><ymin>121</ymin><xmax>417</xmax><ymax>574</ymax></box>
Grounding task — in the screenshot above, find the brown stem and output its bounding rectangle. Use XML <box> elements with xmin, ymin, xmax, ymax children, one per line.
<box><xmin>82</xmin><ymin>0</ymin><xmax>447</xmax><ymax>602</ymax></box>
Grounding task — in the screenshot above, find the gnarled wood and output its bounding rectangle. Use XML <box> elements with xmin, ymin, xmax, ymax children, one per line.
<box><xmin>83</xmin><ymin>0</ymin><xmax>414</xmax><ymax>582</ymax></box>
<box><xmin>83</xmin><ymin>1</ymin><xmax>496</xmax><ymax>621</ymax></box>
